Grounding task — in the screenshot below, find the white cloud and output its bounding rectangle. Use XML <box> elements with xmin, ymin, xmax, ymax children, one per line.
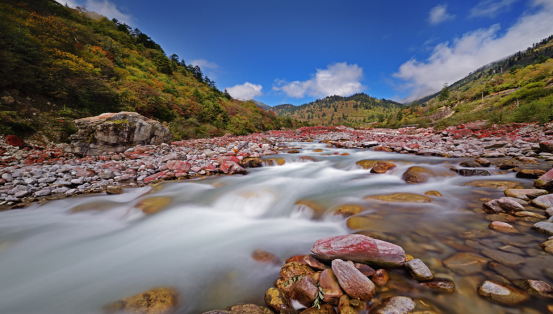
<box><xmin>226</xmin><ymin>82</ymin><xmax>263</xmax><ymax>100</ymax></box>
<box><xmin>190</xmin><ymin>59</ymin><xmax>219</xmax><ymax>70</ymax></box>
<box><xmin>428</xmin><ymin>4</ymin><xmax>455</xmax><ymax>25</ymax></box>
<box><xmin>394</xmin><ymin>0</ymin><xmax>553</xmax><ymax>102</ymax></box>
<box><xmin>470</xmin><ymin>0</ymin><xmax>520</xmax><ymax>18</ymax></box>
<box><xmin>54</xmin><ymin>0</ymin><xmax>133</xmax><ymax>24</ymax></box>
<box><xmin>273</xmin><ymin>62</ymin><xmax>366</xmax><ymax>98</ymax></box>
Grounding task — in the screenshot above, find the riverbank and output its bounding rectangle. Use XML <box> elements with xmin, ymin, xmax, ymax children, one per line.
<box><xmin>1</xmin><ymin>122</ymin><xmax>553</xmax><ymax>209</ymax></box>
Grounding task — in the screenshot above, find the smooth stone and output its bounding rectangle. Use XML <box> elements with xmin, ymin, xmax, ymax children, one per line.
<box><xmin>354</xmin><ymin>263</ymin><xmax>375</xmax><ymax>276</ymax></box>
<box><xmin>372</xmin><ymin>269</ymin><xmax>389</xmax><ymax>286</ymax></box>
<box><xmin>516</xmin><ymin>169</ymin><xmax>547</xmax><ymax>179</ymax></box>
<box><xmin>370</xmin><ymin>161</ymin><xmax>396</xmax><ymax>174</ymax></box>
<box><xmin>224</xmin><ymin>304</ymin><xmax>273</xmax><ymax>314</ymax></box>
<box><xmin>488</xmin><ymin>262</ymin><xmax>520</xmax><ymax>280</ymax></box>
<box><xmin>420</xmin><ymin>278</ymin><xmax>456</xmax><ymax>294</ymax></box>
<box><xmin>102</xmin><ymin>287</ymin><xmax>178</xmax><ymax>314</ymax></box>
<box><xmin>135</xmin><ymin>197</ymin><xmax>171</xmax><ymax>215</ymax></box>
<box><xmin>264</xmin><ymin>288</ymin><xmax>295</xmax><ymax>313</ymax></box>
<box><xmin>481</xmin><ymin>249</ymin><xmax>525</xmax><ymax>268</ymax></box>
<box><xmin>534</xmin><ymin>168</ymin><xmax>553</xmax><ymax>191</ymax></box>
<box><xmin>546</xmin><ymin>208</ymin><xmax>553</xmax><ymax>217</ymax></box>
<box><xmin>355</xmin><ymin>160</ymin><xmax>377</xmax><ymax>170</ymax></box>
<box><xmin>105</xmin><ymin>186</ymin><xmax>123</xmax><ymax>194</ymax></box>
<box><xmin>311</xmin><ymin>234</ymin><xmax>406</xmax><ymax>268</ymax></box>
<box><xmin>319</xmin><ymin>269</ymin><xmax>343</xmax><ymax>306</ymax></box>
<box><xmin>364</xmin><ymin>193</ymin><xmax>432</xmax><ymax>203</ymax></box>
<box><xmin>463</xmin><ymin>181</ymin><xmax>520</xmax><ymax>190</ymax></box>
<box><xmin>483</xmin><ymin>198</ymin><xmax>524</xmax><ymax>214</ymax></box>
<box><xmin>512</xmin><ymin>279</ymin><xmax>553</xmax><ymax>298</ymax></box>
<box><xmin>276</xmin><ymin>262</ymin><xmax>315</xmax><ymax>295</ymax></box>
<box><xmin>443</xmin><ymin>253</ymin><xmax>490</xmax><ymax>275</ymax></box>
<box><xmin>331</xmin><ymin>259</ymin><xmax>375</xmax><ymax>301</ymax></box>
<box><xmin>252</xmin><ymin>250</ymin><xmax>280</xmax><ymax>264</ymax></box>
<box><xmin>489</xmin><ymin>221</ymin><xmax>520</xmax><ymax>234</ymax></box>
<box><xmin>333</xmin><ymin>204</ymin><xmax>364</xmax><ymax>217</ymax></box>
<box><xmin>424</xmin><ymin>190</ymin><xmax>443</xmax><ymax>197</ymax></box>
<box><xmin>370</xmin><ymin>296</ymin><xmax>440</xmax><ymax>314</ymax></box>
<box><xmin>290</xmin><ymin>276</ymin><xmax>318</xmax><ymax>308</ymax></box>
<box><xmin>459</xmin><ymin>229</ymin><xmax>499</xmax><ymax>239</ymax></box>
<box><xmin>477</xmin><ymin>280</ymin><xmax>529</xmax><ymax>305</ymax></box>
<box><xmin>485</xmin><ymin>214</ymin><xmax>516</xmax><ymax>223</ymax></box>
<box><xmin>515</xmin><ymin>211</ymin><xmax>546</xmax><ymax>219</ymax></box>
<box><xmin>505</xmin><ymin>189</ymin><xmax>548</xmax><ymax>199</ymax></box>
<box><xmin>404</xmin><ymin>259</ymin><xmax>434</xmax><ymax>281</ymax></box>
<box><xmin>532</xmin><ymin>222</ymin><xmax>553</xmax><ymax>236</ymax></box>
<box><xmin>402</xmin><ymin>166</ymin><xmax>453</xmax><ymax>184</ymax></box>
<box><xmin>457</xmin><ymin>169</ymin><xmax>491</xmax><ymax>176</ymax></box>
<box><xmin>304</xmin><ymin>255</ymin><xmax>328</xmax><ymax>270</ymax></box>
<box><xmin>300</xmin><ymin>304</ymin><xmax>335</xmax><ymax>314</ymax></box>
<box><xmin>531</xmin><ymin>194</ymin><xmax>553</xmax><ymax>209</ymax></box>
<box><xmin>541</xmin><ymin>239</ymin><xmax>553</xmax><ymax>254</ymax></box>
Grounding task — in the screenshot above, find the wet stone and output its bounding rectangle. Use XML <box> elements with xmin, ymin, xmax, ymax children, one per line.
<box><xmin>443</xmin><ymin>253</ymin><xmax>490</xmax><ymax>275</ymax></box>
<box><xmin>488</xmin><ymin>221</ymin><xmax>520</xmax><ymax>234</ymax></box>
<box><xmin>424</xmin><ymin>191</ymin><xmax>442</xmax><ymax>197</ymax></box>
<box><xmin>290</xmin><ymin>276</ymin><xmax>318</xmax><ymax>308</ymax></box>
<box><xmin>372</xmin><ymin>269</ymin><xmax>389</xmax><ymax>286</ymax></box>
<box><xmin>404</xmin><ymin>259</ymin><xmax>434</xmax><ymax>282</ymax></box>
<box><xmin>477</xmin><ymin>281</ymin><xmax>529</xmax><ymax>305</ymax></box>
<box><xmin>504</xmin><ymin>188</ymin><xmax>548</xmax><ymax>200</ymax></box>
<box><xmin>420</xmin><ymin>278</ymin><xmax>456</xmax><ymax>294</ymax></box>
<box><xmin>540</xmin><ymin>239</ymin><xmax>553</xmax><ymax>254</ymax></box>
<box><xmin>516</xmin><ymin>169</ymin><xmax>547</xmax><ymax>179</ymax></box>
<box><xmin>354</xmin><ymin>263</ymin><xmax>375</xmax><ymax>276</ymax></box>
<box><xmin>459</xmin><ymin>229</ymin><xmax>499</xmax><ymax>239</ymax></box>
<box><xmin>481</xmin><ymin>249</ymin><xmax>525</xmax><ymax>269</ymax></box>
<box><xmin>331</xmin><ymin>259</ymin><xmax>375</xmax><ymax>301</ymax></box>
<box><xmin>485</xmin><ymin>214</ymin><xmax>516</xmax><ymax>223</ymax></box>
<box><xmin>531</xmin><ymin>194</ymin><xmax>553</xmax><ymax>209</ymax></box>
<box><xmin>532</xmin><ymin>222</ymin><xmax>553</xmax><ymax>236</ymax></box>
<box><xmin>364</xmin><ymin>193</ymin><xmax>432</xmax><ymax>203</ymax></box>
<box><xmin>102</xmin><ymin>287</ymin><xmax>178</xmax><ymax>314</ymax></box>
<box><xmin>264</xmin><ymin>288</ymin><xmax>295</xmax><ymax>313</ymax></box>
<box><xmin>463</xmin><ymin>181</ymin><xmax>520</xmax><ymax>190</ymax></box>
<box><xmin>319</xmin><ymin>269</ymin><xmax>343</xmax><ymax>306</ymax></box>
<box><xmin>333</xmin><ymin>204</ymin><xmax>364</xmax><ymax>218</ymax></box>
<box><xmin>512</xmin><ymin>279</ymin><xmax>553</xmax><ymax>298</ymax></box>
<box><xmin>488</xmin><ymin>262</ymin><xmax>520</xmax><ymax>280</ymax></box>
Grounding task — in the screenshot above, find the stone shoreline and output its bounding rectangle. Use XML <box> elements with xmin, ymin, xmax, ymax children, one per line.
<box><xmin>1</xmin><ymin>122</ymin><xmax>553</xmax><ymax>209</ymax></box>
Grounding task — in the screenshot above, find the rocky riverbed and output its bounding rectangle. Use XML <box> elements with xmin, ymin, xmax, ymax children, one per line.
<box><xmin>1</xmin><ymin>121</ymin><xmax>553</xmax><ymax>314</ymax></box>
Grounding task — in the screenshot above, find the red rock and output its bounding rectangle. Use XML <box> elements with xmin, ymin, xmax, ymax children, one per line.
<box><xmin>144</xmin><ymin>171</ymin><xmax>166</xmax><ymax>183</ymax></box>
<box><xmin>5</xmin><ymin>135</ymin><xmax>22</xmax><ymax>147</ymax></box>
<box><xmin>304</xmin><ymin>255</ymin><xmax>328</xmax><ymax>270</ymax></box>
<box><xmin>311</xmin><ymin>234</ymin><xmax>405</xmax><ymax>268</ymax></box>
<box><xmin>166</xmin><ymin>160</ymin><xmax>191</xmax><ymax>172</ymax></box>
<box><xmin>219</xmin><ymin>156</ymin><xmax>240</xmax><ymax>164</ymax></box>
<box><xmin>319</xmin><ymin>269</ymin><xmax>343</xmax><ymax>305</ymax></box>
<box><xmin>331</xmin><ymin>259</ymin><xmax>375</xmax><ymax>301</ymax></box>
<box><xmin>354</xmin><ymin>263</ymin><xmax>375</xmax><ymax>276</ymax></box>
<box><xmin>285</xmin><ymin>255</ymin><xmax>307</xmax><ymax>264</ymax></box>
<box><xmin>290</xmin><ymin>276</ymin><xmax>318</xmax><ymax>307</ymax></box>
<box><xmin>535</xmin><ymin>168</ymin><xmax>553</xmax><ymax>191</ymax></box>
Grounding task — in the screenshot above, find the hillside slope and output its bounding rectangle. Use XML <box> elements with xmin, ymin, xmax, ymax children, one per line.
<box><xmin>272</xmin><ymin>93</ymin><xmax>402</xmax><ymax>127</ymax></box>
<box><xmin>379</xmin><ymin>34</ymin><xmax>553</xmax><ymax>129</ymax></box>
<box><xmin>0</xmin><ymin>0</ymin><xmax>301</xmax><ymax>142</ymax></box>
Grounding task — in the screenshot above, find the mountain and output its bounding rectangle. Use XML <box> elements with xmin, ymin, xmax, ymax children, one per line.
<box><xmin>0</xmin><ymin>0</ymin><xmax>301</xmax><ymax>142</ymax></box>
<box><xmin>271</xmin><ymin>93</ymin><xmax>402</xmax><ymax>127</ymax></box>
<box><xmin>250</xmin><ymin>99</ymin><xmax>271</xmax><ymax>110</ymax></box>
<box><xmin>378</xmin><ymin>34</ymin><xmax>553</xmax><ymax>129</ymax></box>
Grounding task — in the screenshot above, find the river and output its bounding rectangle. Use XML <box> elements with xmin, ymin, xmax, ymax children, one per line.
<box><xmin>0</xmin><ymin>142</ymin><xmax>551</xmax><ymax>314</ymax></box>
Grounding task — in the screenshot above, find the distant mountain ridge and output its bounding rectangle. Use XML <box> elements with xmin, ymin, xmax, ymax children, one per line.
<box><xmin>250</xmin><ymin>99</ymin><xmax>271</xmax><ymax>110</ymax></box>
<box><xmin>272</xmin><ymin>93</ymin><xmax>402</xmax><ymax>127</ymax></box>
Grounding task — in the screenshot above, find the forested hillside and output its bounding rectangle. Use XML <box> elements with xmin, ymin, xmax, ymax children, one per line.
<box><xmin>0</xmin><ymin>0</ymin><xmax>301</xmax><ymax>142</ymax></box>
<box><xmin>272</xmin><ymin>93</ymin><xmax>402</xmax><ymax>127</ymax></box>
<box><xmin>378</xmin><ymin>34</ymin><xmax>553</xmax><ymax>129</ymax></box>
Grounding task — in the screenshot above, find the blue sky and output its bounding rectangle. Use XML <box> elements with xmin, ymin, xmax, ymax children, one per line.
<box><xmin>56</xmin><ymin>0</ymin><xmax>553</xmax><ymax>105</ymax></box>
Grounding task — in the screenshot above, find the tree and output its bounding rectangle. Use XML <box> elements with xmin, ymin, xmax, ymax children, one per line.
<box><xmin>438</xmin><ymin>83</ymin><xmax>450</xmax><ymax>101</ymax></box>
<box><xmin>223</xmin><ymin>89</ymin><xmax>232</xmax><ymax>100</ymax></box>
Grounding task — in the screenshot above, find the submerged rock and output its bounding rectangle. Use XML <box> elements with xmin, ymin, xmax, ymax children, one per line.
<box><xmin>370</xmin><ymin>296</ymin><xmax>440</xmax><ymax>314</ymax></box>
<box><xmin>364</xmin><ymin>193</ymin><xmax>432</xmax><ymax>203</ymax></box>
<box><xmin>516</xmin><ymin>169</ymin><xmax>546</xmax><ymax>179</ymax></box>
<box><xmin>402</xmin><ymin>166</ymin><xmax>452</xmax><ymax>184</ymax></box>
<box><xmin>135</xmin><ymin>197</ymin><xmax>171</xmax><ymax>215</ymax></box>
<box><xmin>356</xmin><ymin>160</ymin><xmax>377</xmax><ymax>169</ymax></box>
<box><xmin>463</xmin><ymin>181</ymin><xmax>520</xmax><ymax>190</ymax></box>
<box><xmin>224</xmin><ymin>304</ymin><xmax>272</xmax><ymax>314</ymax></box>
<box><xmin>420</xmin><ymin>278</ymin><xmax>455</xmax><ymax>294</ymax></box>
<box><xmin>540</xmin><ymin>239</ymin><xmax>553</xmax><ymax>254</ymax></box>
<box><xmin>443</xmin><ymin>253</ymin><xmax>490</xmax><ymax>275</ymax></box>
<box><xmin>483</xmin><ymin>198</ymin><xmax>524</xmax><ymax>214</ymax></box>
<box><xmin>102</xmin><ymin>287</ymin><xmax>178</xmax><ymax>314</ymax></box>
<box><xmin>477</xmin><ymin>281</ymin><xmax>529</xmax><ymax>305</ymax></box>
<box><xmin>512</xmin><ymin>279</ymin><xmax>553</xmax><ymax>298</ymax></box>
<box><xmin>333</xmin><ymin>204</ymin><xmax>364</xmax><ymax>217</ymax></box>
<box><xmin>481</xmin><ymin>249</ymin><xmax>525</xmax><ymax>268</ymax></box>
<box><xmin>311</xmin><ymin>234</ymin><xmax>406</xmax><ymax>268</ymax></box>
<box><xmin>488</xmin><ymin>221</ymin><xmax>520</xmax><ymax>234</ymax></box>
<box><xmin>405</xmin><ymin>259</ymin><xmax>434</xmax><ymax>281</ymax></box>
<box><xmin>504</xmin><ymin>189</ymin><xmax>548</xmax><ymax>200</ymax></box>
<box><xmin>331</xmin><ymin>259</ymin><xmax>375</xmax><ymax>301</ymax></box>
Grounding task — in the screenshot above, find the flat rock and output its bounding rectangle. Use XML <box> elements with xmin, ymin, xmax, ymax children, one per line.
<box><xmin>404</xmin><ymin>259</ymin><xmax>434</xmax><ymax>281</ymax></box>
<box><xmin>443</xmin><ymin>253</ymin><xmax>490</xmax><ymax>275</ymax></box>
<box><xmin>534</xmin><ymin>168</ymin><xmax>553</xmax><ymax>191</ymax></box>
<box><xmin>481</xmin><ymin>249</ymin><xmax>525</xmax><ymax>268</ymax></box>
<box><xmin>504</xmin><ymin>188</ymin><xmax>548</xmax><ymax>199</ymax></box>
<box><xmin>311</xmin><ymin>234</ymin><xmax>406</xmax><ymax>268</ymax></box>
<box><xmin>531</xmin><ymin>194</ymin><xmax>553</xmax><ymax>209</ymax></box>
<box><xmin>264</xmin><ymin>288</ymin><xmax>294</xmax><ymax>313</ymax></box>
<box><xmin>331</xmin><ymin>259</ymin><xmax>375</xmax><ymax>301</ymax></box>
<box><xmin>456</xmin><ymin>169</ymin><xmax>491</xmax><ymax>176</ymax></box>
<box><xmin>532</xmin><ymin>222</ymin><xmax>553</xmax><ymax>236</ymax></box>
<box><xmin>420</xmin><ymin>278</ymin><xmax>455</xmax><ymax>294</ymax></box>
<box><xmin>483</xmin><ymin>197</ymin><xmax>524</xmax><ymax>214</ymax></box>
<box><xmin>516</xmin><ymin>169</ymin><xmax>547</xmax><ymax>179</ymax></box>
<box><xmin>370</xmin><ymin>161</ymin><xmax>396</xmax><ymax>174</ymax></box>
<box><xmin>463</xmin><ymin>181</ymin><xmax>520</xmax><ymax>190</ymax></box>
<box><xmin>319</xmin><ymin>269</ymin><xmax>343</xmax><ymax>306</ymax></box>
<box><xmin>489</xmin><ymin>221</ymin><xmax>520</xmax><ymax>234</ymax></box>
<box><xmin>364</xmin><ymin>193</ymin><xmax>432</xmax><ymax>203</ymax></box>
<box><xmin>512</xmin><ymin>279</ymin><xmax>553</xmax><ymax>298</ymax></box>
<box><xmin>402</xmin><ymin>166</ymin><xmax>453</xmax><ymax>184</ymax></box>
<box><xmin>477</xmin><ymin>281</ymin><xmax>529</xmax><ymax>305</ymax></box>
<box><xmin>290</xmin><ymin>276</ymin><xmax>318</xmax><ymax>307</ymax></box>
<box><xmin>102</xmin><ymin>287</ymin><xmax>178</xmax><ymax>314</ymax></box>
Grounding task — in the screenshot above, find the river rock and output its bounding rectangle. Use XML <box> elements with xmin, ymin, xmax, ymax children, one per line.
<box><xmin>333</xmin><ymin>204</ymin><xmax>364</xmax><ymax>217</ymax></box>
<box><xmin>486</xmin><ymin>214</ymin><xmax>516</xmax><ymax>223</ymax></box>
<box><xmin>488</xmin><ymin>221</ymin><xmax>520</xmax><ymax>234</ymax></box>
<box><xmin>476</xmin><ymin>157</ymin><xmax>491</xmax><ymax>167</ymax></box>
<box><xmin>311</xmin><ymin>234</ymin><xmax>406</xmax><ymax>268</ymax></box>
<box><xmin>252</xmin><ymin>250</ymin><xmax>280</xmax><ymax>264</ymax></box>
<box><xmin>370</xmin><ymin>161</ymin><xmax>396</xmax><ymax>174</ymax></box>
<box><xmin>301</xmin><ymin>304</ymin><xmax>336</xmax><ymax>314</ymax></box>
<box><xmin>264</xmin><ymin>288</ymin><xmax>295</xmax><ymax>313</ymax></box>
<box><xmin>405</xmin><ymin>259</ymin><xmax>434</xmax><ymax>281</ymax></box>
<box><xmin>370</xmin><ymin>296</ymin><xmax>440</xmax><ymax>314</ymax></box>
<box><xmin>535</xmin><ymin>168</ymin><xmax>553</xmax><ymax>191</ymax></box>
<box><xmin>364</xmin><ymin>193</ymin><xmax>432</xmax><ymax>203</ymax></box>
<box><xmin>420</xmin><ymin>278</ymin><xmax>455</xmax><ymax>294</ymax></box>
<box><xmin>483</xmin><ymin>197</ymin><xmax>524</xmax><ymax>214</ymax></box>
<box><xmin>337</xmin><ymin>295</ymin><xmax>357</xmax><ymax>314</ymax></box>
<box><xmin>477</xmin><ymin>281</ymin><xmax>529</xmax><ymax>305</ymax></box>
<box><xmin>463</xmin><ymin>181</ymin><xmax>520</xmax><ymax>190</ymax></box>
<box><xmin>516</xmin><ymin>169</ymin><xmax>547</xmax><ymax>179</ymax></box>
<box><xmin>459</xmin><ymin>161</ymin><xmax>481</xmax><ymax>168</ymax></box>
<box><xmin>402</xmin><ymin>166</ymin><xmax>451</xmax><ymax>184</ymax></box>
<box><xmin>481</xmin><ymin>249</ymin><xmax>525</xmax><ymax>268</ymax></box>
<box><xmin>224</xmin><ymin>304</ymin><xmax>272</xmax><ymax>314</ymax></box>
<box><xmin>531</xmin><ymin>194</ymin><xmax>553</xmax><ymax>209</ymax></box>
<box><xmin>424</xmin><ymin>191</ymin><xmax>442</xmax><ymax>196</ymax></box>
<box><xmin>66</xmin><ymin>112</ymin><xmax>172</xmax><ymax>156</ymax></box>
<box><xmin>135</xmin><ymin>197</ymin><xmax>171</xmax><ymax>215</ymax></box>
<box><xmin>356</xmin><ymin>160</ymin><xmax>377</xmax><ymax>170</ymax></box>
<box><xmin>304</xmin><ymin>255</ymin><xmax>328</xmax><ymax>270</ymax></box>
<box><xmin>319</xmin><ymin>269</ymin><xmax>343</xmax><ymax>305</ymax></box>
<box><xmin>105</xmin><ymin>186</ymin><xmax>123</xmax><ymax>194</ymax></box>
<box><xmin>504</xmin><ymin>188</ymin><xmax>548</xmax><ymax>200</ymax></box>
<box><xmin>512</xmin><ymin>279</ymin><xmax>553</xmax><ymax>298</ymax></box>
<box><xmin>540</xmin><ymin>239</ymin><xmax>553</xmax><ymax>254</ymax></box>
<box><xmin>372</xmin><ymin>268</ymin><xmax>389</xmax><ymax>286</ymax></box>
<box><xmin>354</xmin><ymin>263</ymin><xmax>375</xmax><ymax>276</ymax></box>
<box><xmin>290</xmin><ymin>276</ymin><xmax>318</xmax><ymax>307</ymax></box>
<box><xmin>331</xmin><ymin>259</ymin><xmax>375</xmax><ymax>301</ymax></box>
<box><xmin>443</xmin><ymin>253</ymin><xmax>490</xmax><ymax>275</ymax></box>
<box><xmin>102</xmin><ymin>287</ymin><xmax>178</xmax><ymax>314</ymax></box>
<box><xmin>276</xmin><ymin>262</ymin><xmax>315</xmax><ymax>294</ymax></box>
<box><xmin>532</xmin><ymin>221</ymin><xmax>553</xmax><ymax>236</ymax></box>
<box><xmin>546</xmin><ymin>208</ymin><xmax>553</xmax><ymax>217</ymax></box>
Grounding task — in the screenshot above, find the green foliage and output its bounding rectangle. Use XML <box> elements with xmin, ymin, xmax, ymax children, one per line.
<box><xmin>0</xmin><ymin>0</ymin><xmax>296</xmax><ymax>139</ymax></box>
<box><xmin>438</xmin><ymin>83</ymin><xmax>450</xmax><ymax>101</ymax></box>
<box><xmin>312</xmin><ymin>284</ymin><xmax>325</xmax><ymax>309</ymax></box>
<box><xmin>512</xmin><ymin>95</ymin><xmax>553</xmax><ymax>123</ymax></box>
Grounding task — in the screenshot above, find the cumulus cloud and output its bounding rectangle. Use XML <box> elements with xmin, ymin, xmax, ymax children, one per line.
<box><xmin>394</xmin><ymin>0</ymin><xmax>553</xmax><ymax>102</ymax></box>
<box><xmin>54</xmin><ymin>0</ymin><xmax>133</xmax><ymax>24</ymax></box>
<box><xmin>226</xmin><ymin>82</ymin><xmax>263</xmax><ymax>100</ymax></box>
<box><xmin>428</xmin><ymin>4</ymin><xmax>455</xmax><ymax>25</ymax></box>
<box><xmin>470</xmin><ymin>0</ymin><xmax>520</xmax><ymax>18</ymax></box>
<box><xmin>273</xmin><ymin>63</ymin><xmax>366</xmax><ymax>99</ymax></box>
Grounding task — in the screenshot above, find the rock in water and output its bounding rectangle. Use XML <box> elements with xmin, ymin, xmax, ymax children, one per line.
<box><xmin>532</xmin><ymin>222</ymin><xmax>553</xmax><ymax>236</ymax></box>
<box><xmin>402</xmin><ymin>166</ymin><xmax>451</xmax><ymax>184</ymax></box>
<box><xmin>370</xmin><ymin>296</ymin><xmax>440</xmax><ymax>314</ymax></box>
<box><xmin>531</xmin><ymin>194</ymin><xmax>553</xmax><ymax>209</ymax></box>
<box><xmin>311</xmin><ymin>234</ymin><xmax>406</xmax><ymax>268</ymax></box>
<box><xmin>319</xmin><ymin>269</ymin><xmax>343</xmax><ymax>305</ymax></box>
<box><xmin>477</xmin><ymin>281</ymin><xmax>529</xmax><ymax>305</ymax></box>
<box><xmin>264</xmin><ymin>288</ymin><xmax>295</xmax><ymax>313</ymax></box>
<box><xmin>372</xmin><ymin>269</ymin><xmax>389</xmax><ymax>286</ymax></box>
<box><xmin>535</xmin><ymin>168</ymin><xmax>553</xmax><ymax>191</ymax></box>
<box><xmin>102</xmin><ymin>287</ymin><xmax>178</xmax><ymax>314</ymax></box>
<box><xmin>512</xmin><ymin>279</ymin><xmax>553</xmax><ymax>298</ymax></box>
<box><xmin>405</xmin><ymin>259</ymin><xmax>434</xmax><ymax>281</ymax></box>
<box><xmin>370</xmin><ymin>161</ymin><xmax>396</xmax><ymax>174</ymax></box>
<box><xmin>364</xmin><ymin>193</ymin><xmax>432</xmax><ymax>203</ymax></box>
<box><xmin>290</xmin><ymin>276</ymin><xmax>319</xmax><ymax>307</ymax></box>
<box><xmin>331</xmin><ymin>259</ymin><xmax>375</xmax><ymax>301</ymax></box>
<box><xmin>481</xmin><ymin>249</ymin><xmax>525</xmax><ymax>268</ymax></box>
<box><xmin>443</xmin><ymin>253</ymin><xmax>490</xmax><ymax>275</ymax></box>
<box><xmin>65</xmin><ymin>112</ymin><xmax>172</xmax><ymax>156</ymax></box>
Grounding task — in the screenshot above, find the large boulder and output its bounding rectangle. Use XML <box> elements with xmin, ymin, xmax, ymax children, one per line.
<box><xmin>311</xmin><ymin>234</ymin><xmax>406</xmax><ymax>268</ymax></box>
<box><xmin>65</xmin><ymin>112</ymin><xmax>172</xmax><ymax>156</ymax></box>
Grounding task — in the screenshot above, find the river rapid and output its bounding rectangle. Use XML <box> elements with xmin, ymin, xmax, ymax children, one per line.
<box><xmin>0</xmin><ymin>142</ymin><xmax>552</xmax><ymax>314</ymax></box>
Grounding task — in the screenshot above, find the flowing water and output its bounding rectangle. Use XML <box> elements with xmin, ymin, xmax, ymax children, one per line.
<box><xmin>0</xmin><ymin>142</ymin><xmax>552</xmax><ymax>314</ymax></box>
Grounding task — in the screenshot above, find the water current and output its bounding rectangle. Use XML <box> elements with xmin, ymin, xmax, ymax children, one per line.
<box><xmin>0</xmin><ymin>142</ymin><xmax>552</xmax><ymax>314</ymax></box>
